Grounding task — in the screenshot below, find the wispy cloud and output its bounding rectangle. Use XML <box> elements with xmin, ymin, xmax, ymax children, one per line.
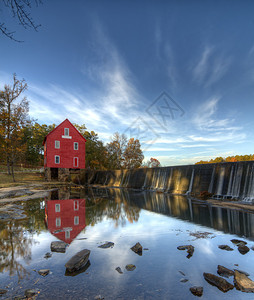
<box><xmin>193</xmin><ymin>46</ymin><xmax>231</xmax><ymax>87</ymax></box>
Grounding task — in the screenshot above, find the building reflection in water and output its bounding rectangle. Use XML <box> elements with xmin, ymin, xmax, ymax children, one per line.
<box><xmin>45</xmin><ymin>198</ymin><xmax>86</xmax><ymax>244</ymax></box>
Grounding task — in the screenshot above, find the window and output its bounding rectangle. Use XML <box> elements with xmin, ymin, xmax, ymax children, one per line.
<box><xmin>56</xmin><ymin>218</ymin><xmax>61</xmax><ymax>227</ymax></box>
<box><xmin>74</xmin><ymin>142</ymin><xmax>79</xmax><ymax>150</ymax></box>
<box><xmin>65</xmin><ymin>230</ymin><xmax>70</xmax><ymax>239</ymax></box>
<box><xmin>55</xmin><ymin>204</ymin><xmax>60</xmax><ymax>212</ymax></box>
<box><xmin>55</xmin><ymin>140</ymin><xmax>60</xmax><ymax>149</ymax></box>
<box><xmin>55</xmin><ymin>155</ymin><xmax>60</xmax><ymax>164</ymax></box>
<box><xmin>74</xmin><ymin>200</ymin><xmax>79</xmax><ymax>211</ymax></box>
<box><xmin>64</xmin><ymin>128</ymin><xmax>69</xmax><ymax>136</ymax></box>
<box><xmin>74</xmin><ymin>216</ymin><xmax>79</xmax><ymax>225</ymax></box>
<box><xmin>74</xmin><ymin>157</ymin><xmax>78</xmax><ymax>167</ymax></box>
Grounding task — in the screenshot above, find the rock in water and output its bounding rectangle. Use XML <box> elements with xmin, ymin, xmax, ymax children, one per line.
<box><xmin>98</xmin><ymin>242</ymin><xmax>114</xmax><ymax>249</ymax></box>
<box><xmin>65</xmin><ymin>249</ymin><xmax>90</xmax><ymax>272</ymax></box>
<box><xmin>238</xmin><ymin>244</ymin><xmax>250</xmax><ymax>255</ymax></box>
<box><xmin>217</xmin><ymin>265</ymin><xmax>234</xmax><ymax>278</ymax></box>
<box><xmin>131</xmin><ymin>242</ymin><xmax>142</xmax><ymax>255</ymax></box>
<box><xmin>234</xmin><ymin>270</ymin><xmax>254</xmax><ymax>292</ymax></box>
<box><xmin>0</xmin><ymin>289</ymin><xmax>7</xmax><ymax>295</ymax></box>
<box><xmin>38</xmin><ymin>269</ymin><xmax>50</xmax><ymax>276</ymax></box>
<box><xmin>125</xmin><ymin>264</ymin><xmax>136</xmax><ymax>271</ymax></box>
<box><xmin>218</xmin><ymin>245</ymin><xmax>233</xmax><ymax>251</ymax></box>
<box><xmin>177</xmin><ymin>245</ymin><xmax>194</xmax><ymax>258</ymax></box>
<box><xmin>231</xmin><ymin>239</ymin><xmax>247</xmax><ymax>246</ymax></box>
<box><xmin>25</xmin><ymin>289</ymin><xmax>38</xmax><ymax>298</ymax></box>
<box><xmin>203</xmin><ymin>273</ymin><xmax>234</xmax><ymax>292</ymax></box>
<box><xmin>51</xmin><ymin>241</ymin><xmax>68</xmax><ymax>253</ymax></box>
<box><xmin>115</xmin><ymin>267</ymin><xmax>123</xmax><ymax>274</ymax></box>
<box><xmin>189</xmin><ymin>286</ymin><xmax>203</xmax><ymax>297</ymax></box>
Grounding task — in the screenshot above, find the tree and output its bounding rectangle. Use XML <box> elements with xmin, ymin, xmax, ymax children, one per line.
<box><xmin>23</xmin><ymin>122</ymin><xmax>56</xmax><ymax>166</ymax></box>
<box><xmin>106</xmin><ymin>132</ymin><xmax>127</xmax><ymax>169</ymax></box>
<box><xmin>123</xmin><ymin>138</ymin><xmax>144</xmax><ymax>169</ymax></box>
<box><xmin>0</xmin><ymin>0</ymin><xmax>42</xmax><ymax>42</ymax></box>
<box><xmin>0</xmin><ymin>74</ymin><xmax>29</xmax><ymax>181</ymax></box>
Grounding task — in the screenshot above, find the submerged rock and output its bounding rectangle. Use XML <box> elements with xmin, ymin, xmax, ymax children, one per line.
<box><xmin>238</xmin><ymin>244</ymin><xmax>250</xmax><ymax>255</ymax></box>
<box><xmin>203</xmin><ymin>272</ymin><xmax>234</xmax><ymax>292</ymax></box>
<box><xmin>98</xmin><ymin>242</ymin><xmax>114</xmax><ymax>249</ymax></box>
<box><xmin>217</xmin><ymin>265</ymin><xmax>234</xmax><ymax>278</ymax></box>
<box><xmin>115</xmin><ymin>267</ymin><xmax>123</xmax><ymax>274</ymax></box>
<box><xmin>51</xmin><ymin>241</ymin><xmax>68</xmax><ymax>253</ymax></box>
<box><xmin>38</xmin><ymin>269</ymin><xmax>50</xmax><ymax>277</ymax></box>
<box><xmin>234</xmin><ymin>270</ymin><xmax>254</xmax><ymax>292</ymax></box>
<box><xmin>24</xmin><ymin>289</ymin><xmax>38</xmax><ymax>298</ymax></box>
<box><xmin>234</xmin><ymin>269</ymin><xmax>250</xmax><ymax>277</ymax></box>
<box><xmin>65</xmin><ymin>249</ymin><xmax>90</xmax><ymax>273</ymax></box>
<box><xmin>131</xmin><ymin>242</ymin><xmax>142</xmax><ymax>256</ymax></box>
<box><xmin>44</xmin><ymin>252</ymin><xmax>52</xmax><ymax>259</ymax></box>
<box><xmin>180</xmin><ymin>278</ymin><xmax>188</xmax><ymax>283</ymax></box>
<box><xmin>218</xmin><ymin>245</ymin><xmax>233</xmax><ymax>251</ymax></box>
<box><xmin>189</xmin><ymin>286</ymin><xmax>203</xmax><ymax>297</ymax></box>
<box><xmin>125</xmin><ymin>264</ymin><xmax>136</xmax><ymax>271</ymax></box>
<box><xmin>177</xmin><ymin>245</ymin><xmax>194</xmax><ymax>258</ymax></box>
<box><xmin>0</xmin><ymin>289</ymin><xmax>7</xmax><ymax>295</ymax></box>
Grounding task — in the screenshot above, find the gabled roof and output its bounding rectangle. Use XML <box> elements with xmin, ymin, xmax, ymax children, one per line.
<box><xmin>43</xmin><ymin>118</ymin><xmax>87</xmax><ymax>145</ymax></box>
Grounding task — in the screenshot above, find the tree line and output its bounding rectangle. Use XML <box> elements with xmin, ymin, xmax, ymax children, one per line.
<box><xmin>195</xmin><ymin>154</ymin><xmax>254</xmax><ymax>165</ymax></box>
<box><xmin>0</xmin><ymin>74</ymin><xmax>146</xmax><ymax>179</ymax></box>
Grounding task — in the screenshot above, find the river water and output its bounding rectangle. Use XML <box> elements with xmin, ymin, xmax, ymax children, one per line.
<box><xmin>0</xmin><ymin>186</ymin><xmax>254</xmax><ymax>299</ymax></box>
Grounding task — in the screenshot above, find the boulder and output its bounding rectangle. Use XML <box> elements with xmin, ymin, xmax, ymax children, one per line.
<box><xmin>38</xmin><ymin>269</ymin><xmax>50</xmax><ymax>276</ymax></box>
<box><xmin>177</xmin><ymin>245</ymin><xmax>194</xmax><ymax>258</ymax></box>
<box><xmin>98</xmin><ymin>242</ymin><xmax>114</xmax><ymax>249</ymax></box>
<box><xmin>234</xmin><ymin>269</ymin><xmax>250</xmax><ymax>276</ymax></box>
<box><xmin>189</xmin><ymin>286</ymin><xmax>203</xmax><ymax>297</ymax></box>
<box><xmin>234</xmin><ymin>270</ymin><xmax>254</xmax><ymax>292</ymax></box>
<box><xmin>24</xmin><ymin>289</ymin><xmax>38</xmax><ymax>298</ymax></box>
<box><xmin>65</xmin><ymin>261</ymin><xmax>91</xmax><ymax>276</ymax></box>
<box><xmin>217</xmin><ymin>265</ymin><xmax>234</xmax><ymax>278</ymax></box>
<box><xmin>203</xmin><ymin>272</ymin><xmax>234</xmax><ymax>292</ymax></box>
<box><xmin>238</xmin><ymin>244</ymin><xmax>250</xmax><ymax>255</ymax></box>
<box><xmin>51</xmin><ymin>241</ymin><xmax>68</xmax><ymax>253</ymax></box>
<box><xmin>131</xmin><ymin>242</ymin><xmax>142</xmax><ymax>256</ymax></box>
<box><xmin>65</xmin><ymin>249</ymin><xmax>90</xmax><ymax>272</ymax></box>
<box><xmin>218</xmin><ymin>245</ymin><xmax>233</xmax><ymax>251</ymax></box>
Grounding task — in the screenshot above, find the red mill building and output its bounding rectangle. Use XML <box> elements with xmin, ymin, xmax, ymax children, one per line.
<box><xmin>43</xmin><ymin>119</ymin><xmax>86</xmax><ymax>181</ymax></box>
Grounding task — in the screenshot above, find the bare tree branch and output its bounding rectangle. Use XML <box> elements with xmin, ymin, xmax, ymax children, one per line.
<box><xmin>0</xmin><ymin>0</ymin><xmax>42</xmax><ymax>42</ymax></box>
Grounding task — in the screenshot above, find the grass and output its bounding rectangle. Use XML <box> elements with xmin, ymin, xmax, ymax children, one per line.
<box><xmin>0</xmin><ymin>172</ymin><xmax>45</xmax><ymax>188</ymax></box>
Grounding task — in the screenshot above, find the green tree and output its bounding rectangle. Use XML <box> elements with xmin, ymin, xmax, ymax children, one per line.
<box><xmin>106</xmin><ymin>132</ymin><xmax>127</xmax><ymax>169</ymax></box>
<box><xmin>0</xmin><ymin>74</ymin><xmax>29</xmax><ymax>181</ymax></box>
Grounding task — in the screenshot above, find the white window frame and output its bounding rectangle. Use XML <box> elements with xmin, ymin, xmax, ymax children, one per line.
<box><xmin>74</xmin><ymin>216</ymin><xmax>79</xmax><ymax>225</ymax></box>
<box><xmin>55</xmin><ymin>140</ymin><xmax>60</xmax><ymax>149</ymax></box>
<box><xmin>73</xmin><ymin>157</ymin><xmax>79</xmax><ymax>167</ymax></box>
<box><xmin>64</xmin><ymin>128</ymin><xmax>69</xmax><ymax>136</ymax></box>
<box><xmin>55</xmin><ymin>155</ymin><xmax>60</xmax><ymax>164</ymax></box>
<box><xmin>55</xmin><ymin>204</ymin><xmax>60</xmax><ymax>212</ymax></box>
<box><xmin>74</xmin><ymin>142</ymin><xmax>79</xmax><ymax>150</ymax></box>
<box><xmin>56</xmin><ymin>217</ymin><xmax>61</xmax><ymax>227</ymax></box>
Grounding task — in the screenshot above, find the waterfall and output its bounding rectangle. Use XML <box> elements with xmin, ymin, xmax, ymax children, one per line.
<box><xmin>208</xmin><ymin>166</ymin><xmax>215</xmax><ymax>193</ymax></box>
<box><xmin>216</xmin><ymin>166</ymin><xmax>225</xmax><ymax>196</ymax></box>
<box><xmin>186</xmin><ymin>169</ymin><xmax>194</xmax><ymax>195</ymax></box>
<box><xmin>243</xmin><ymin>165</ymin><xmax>254</xmax><ymax>202</ymax></box>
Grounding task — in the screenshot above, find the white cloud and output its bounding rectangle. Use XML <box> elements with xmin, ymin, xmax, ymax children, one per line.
<box><xmin>193</xmin><ymin>46</ymin><xmax>213</xmax><ymax>83</ymax></box>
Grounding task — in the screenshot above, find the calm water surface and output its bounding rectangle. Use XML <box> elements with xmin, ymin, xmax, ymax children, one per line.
<box><xmin>0</xmin><ymin>187</ymin><xmax>254</xmax><ymax>299</ymax></box>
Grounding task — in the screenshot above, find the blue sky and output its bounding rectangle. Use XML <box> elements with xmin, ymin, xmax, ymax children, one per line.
<box><xmin>1</xmin><ymin>0</ymin><xmax>254</xmax><ymax>166</ymax></box>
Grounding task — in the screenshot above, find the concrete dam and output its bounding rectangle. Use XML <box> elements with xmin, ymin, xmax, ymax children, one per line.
<box><xmin>80</xmin><ymin>161</ymin><xmax>254</xmax><ymax>202</ymax></box>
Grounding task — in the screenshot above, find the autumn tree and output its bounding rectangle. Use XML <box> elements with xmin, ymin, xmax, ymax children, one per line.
<box><xmin>106</xmin><ymin>133</ymin><xmax>144</xmax><ymax>169</ymax></box>
<box><xmin>123</xmin><ymin>138</ymin><xmax>144</xmax><ymax>169</ymax></box>
<box><xmin>106</xmin><ymin>132</ymin><xmax>127</xmax><ymax>169</ymax></box>
<box><xmin>0</xmin><ymin>74</ymin><xmax>29</xmax><ymax>181</ymax></box>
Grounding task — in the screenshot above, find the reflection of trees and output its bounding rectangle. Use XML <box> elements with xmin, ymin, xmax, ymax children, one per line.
<box><xmin>84</xmin><ymin>188</ymin><xmax>141</xmax><ymax>228</ymax></box>
<box><xmin>0</xmin><ymin>220</ymin><xmax>33</xmax><ymax>282</ymax></box>
<box><xmin>22</xmin><ymin>199</ymin><xmax>46</xmax><ymax>233</ymax></box>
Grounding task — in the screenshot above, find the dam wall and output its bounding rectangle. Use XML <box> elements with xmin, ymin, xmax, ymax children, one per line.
<box><xmin>79</xmin><ymin>161</ymin><xmax>254</xmax><ymax>201</ymax></box>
